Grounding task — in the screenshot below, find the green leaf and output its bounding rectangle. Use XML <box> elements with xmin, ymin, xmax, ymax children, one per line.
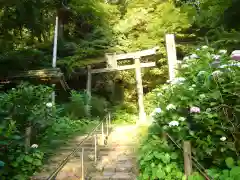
<box><xmin>230</xmin><ymin>166</ymin><xmax>240</xmax><ymax>177</ymax></box>
<box><xmin>12</xmin><ymin>135</ymin><xmax>21</xmax><ymax>140</ymax></box>
<box><xmin>152</xmin><ymin>135</ymin><xmax>160</xmax><ymax>140</ymax></box>
<box><xmin>33</xmin><ymin>152</ymin><xmax>43</xmax><ymax>159</ymax></box>
<box><xmin>11</xmin><ymin>161</ymin><xmax>18</xmax><ymax>167</ymax></box>
<box><xmin>24</xmin><ymin>155</ymin><xmax>33</xmax><ymax>163</ymax></box>
<box><xmin>171</xmin><ymin>152</ymin><xmax>178</xmax><ymax>159</ymax></box>
<box><xmin>162</xmin><ymin>153</ymin><xmax>171</xmax><ymax>164</ymax></box>
<box><xmin>154</xmin><ymin>151</ymin><xmax>164</xmax><ymax>160</ymax></box>
<box><xmin>143</xmin><ymin>171</ymin><xmax>149</xmax><ymax>179</ymax></box>
<box><xmin>237</xmin><ymin>160</ymin><xmax>240</xmax><ymax>166</ymax></box>
<box><xmin>222</xmin><ymin>169</ymin><xmax>229</xmax><ymax>178</ymax></box>
<box><xmin>151</xmin><ymin>162</ymin><xmax>155</xmax><ymax>167</ymax></box>
<box><xmin>13</xmin><ymin>174</ymin><xmax>26</xmax><ymax>180</ymax></box>
<box><xmin>144</xmin><ymin>153</ymin><xmax>153</xmax><ymax>161</ymax></box>
<box><xmin>225</xmin><ymin>157</ymin><xmax>235</xmax><ymax>168</ymax></box>
<box><xmin>33</xmin><ymin>159</ymin><xmax>42</xmax><ymax>166</ymax></box>
<box><xmin>165</xmin><ymin>164</ymin><xmax>172</xmax><ymax>173</ymax></box>
<box><xmin>156</xmin><ymin>168</ymin><xmax>166</xmax><ymax>179</ymax></box>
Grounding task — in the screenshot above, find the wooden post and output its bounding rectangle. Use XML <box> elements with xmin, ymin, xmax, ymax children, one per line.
<box><xmin>134</xmin><ymin>57</ymin><xmax>146</xmax><ymax>124</ymax></box>
<box><xmin>51</xmin><ymin>16</ymin><xmax>59</xmax><ymax>105</ymax></box>
<box><xmin>101</xmin><ymin>122</ymin><xmax>104</xmax><ymax>145</ymax></box>
<box><xmin>81</xmin><ymin>147</ymin><xmax>84</xmax><ymax>179</ymax></box>
<box><xmin>165</xmin><ymin>34</ymin><xmax>177</xmax><ymax>81</ymax></box>
<box><xmin>25</xmin><ymin>125</ymin><xmax>31</xmax><ymax>152</ymax></box>
<box><xmin>183</xmin><ymin>141</ymin><xmax>192</xmax><ymax>177</ymax></box>
<box><xmin>94</xmin><ymin>134</ymin><xmax>97</xmax><ymax>164</ymax></box>
<box><xmin>86</xmin><ymin>65</ymin><xmax>92</xmax><ymax>116</ymax></box>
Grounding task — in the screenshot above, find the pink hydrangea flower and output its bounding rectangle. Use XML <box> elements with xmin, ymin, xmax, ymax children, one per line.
<box><xmin>190</xmin><ymin>107</ymin><xmax>200</xmax><ymax>113</ymax></box>
<box><xmin>231</xmin><ymin>50</ymin><xmax>240</xmax><ymax>61</ymax></box>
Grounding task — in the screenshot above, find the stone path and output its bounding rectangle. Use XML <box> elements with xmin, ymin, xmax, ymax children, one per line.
<box><xmin>32</xmin><ymin>133</ymin><xmax>101</xmax><ymax>180</ymax></box>
<box><xmin>87</xmin><ymin>125</ymin><xmax>138</xmax><ymax>180</ymax></box>
<box><xmin>32</xmin><ymin>125</ymin><xmax>139</xmax><ymax>180</ymax></box>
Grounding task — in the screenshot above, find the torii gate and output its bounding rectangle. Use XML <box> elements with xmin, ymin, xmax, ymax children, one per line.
<box><xmin>86</xmin><ymin>46</ymin><xmax>159</xmax><ymax>124</ymax></box>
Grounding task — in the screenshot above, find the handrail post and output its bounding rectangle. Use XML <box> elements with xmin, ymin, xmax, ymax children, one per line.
<box><xmin>108</xmin><ymin>112</ymin><xmax>111</xmax><ymax>128</ymax></box>
<box><xmin>183</xmin><ymin>141</ymin><xmax>192</xmax><ymax>177</ymax></box>
<box><xmin>101</xmin><ymin>122</ymin><xmax>104</xmax><ymax>145</ymax></box>
<box><xmin>106</xmin><ymin>116</ymin><xmax>109</xmax><ymax>137</ymax></box>
<box><xmin>81</xmin><ymin>147</ymin><xmax>84</xmax><ymax>180</ymax></box>
<box><xmin>94</xmin><ymin>134</ymin><xmax>97</xmax><ymax>164</ymax></box>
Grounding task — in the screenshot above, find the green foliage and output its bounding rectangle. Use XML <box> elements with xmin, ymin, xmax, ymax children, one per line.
<box><xmin>138</xmin><ymin>134</ymin><xmax>184</xmax><ymax>180</ymax></box>
<box><xmin>146</xmin><ymin>46</ymin><xmax>239</xmax><ymax>167</ymax></box>
<box><xmin>39</xmin><ymin>116</ymin><xmax>98</xmax><ymax>157</ymax></box>
<box><xmin>188</xmin><ymin>172</ymin><xmax>205</xmax><ymax>180</ymax></box>
<box><xmin>206</xmin><ymin>158</ymin><xmax>240</xmax><ymax>180</ymax></box>
<box><xmin>0</xmin><ymin>83</ymin><xmax>53</xmax><ymax>131</ymax></box>
<box><xmin>64</xmin><ymin>90</ymin><xmax>108</xmax><ymax>119</ymax></box>
<box><xmin>0</xmin><ymin>83</ymin><xmax>100</xmax><ymax>179</ymax></box>
<box><xmin>6</xmin><ymin>149</ymin><xmax>44</xmax><ymax>180</ymax></box>
<box><xmin>112</xmin><ymin>103</ymin><xmax>138</xmax><ymax>124</ymax></box>
<box><xmin>0</xmin><ymin>83</ymin><xmax>54</xmax><ymax>179</ymax></box>
<box><xmin>139</xmin><ymin>46</ymin><xmax>240</xmax><ymax>179</ymax></box>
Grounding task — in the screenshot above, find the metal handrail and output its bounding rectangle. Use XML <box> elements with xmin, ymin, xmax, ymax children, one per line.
<box><xmin>46</xmin><ymin>113</ymin><xmax>111</xmax><ymax>180</ymax></box>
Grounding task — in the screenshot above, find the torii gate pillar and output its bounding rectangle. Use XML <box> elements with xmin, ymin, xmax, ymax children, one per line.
<box><xmin>134</xmin><ymin>57</ymin><xmax>146</xmax><ymax>124</ymax></box>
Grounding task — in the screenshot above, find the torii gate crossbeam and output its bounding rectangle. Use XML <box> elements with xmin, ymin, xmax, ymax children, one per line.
<box><xmin>86</xmin><ymin>46</ymin><xmax>159</xmax><ymax>124</ymax></box>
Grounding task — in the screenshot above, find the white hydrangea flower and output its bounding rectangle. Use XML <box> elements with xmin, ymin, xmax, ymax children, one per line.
<box><xmin>212</xmin><ymin>70</ymin><xmax>223</xmax><ymax>77</ymax></box>
<box><xmin>196</xmin><ymin>48</ymin><xmax>200</xmax><ymax>51</ymax></box>
<box><xmin>206</xmin><ymin>108</ymin><xmax>211</xmax><ymax>112</ymax></box>
<box><xmin>199</xmin><ymin>94</ymin><xmax>206</xmax><ymax>99</ymax></box>
<box><xmin>154</xmin><ymin>108</ymin><xmax>162</xmax><ymax>113</ymax></box>
<box><xmin>219</xmin><ymin>50</ymin><xmax>227</xmax><ymax>54</ymax></box>
<box><xmin>219</xmin><ymin>64</ymin><xmax>228</xmax><ymax>68</ymax></box>
<box><xmin>197</xmin><ymin>71</ymin><xmax>206</xmax><ymax>76</ymax></box>
<box><xmin>192</xmin><ymin>84</ymin><xmax>196</xmax><ymax>88</ymax></box>
<box><xmin>190</xmin><ymin>54</ymin><xmax>199</xmax><ymax>59</ymax></box>
<box><xmin>213</xmin><ymin>55</ymin><xmax>221</xmax><ymax>60</ymax></box>
<box><xmin>229</xmin><ymin>62</ymin><xmax>240</xmax><ymax>67</ymax></box>
<box><xmin>220</xmin><ymin>136</ymin><xmax>226</xmax><ymax>141</ymax></box>
<box><xmin>162</xmin><ymin>85</ymin><xmax>168</xmax><ymax>90</ymax></box>
<box><xmin>31</xmin><ymin>144</ymin><xmax>38</xmax><ymax>148</ymax></box>
<box><xmin>166</xmin><ymin>104</ymin><xmax>176</xmax><ymax>110</ymax></box>
<box><xmin>179</xmin><ymin>117</ymin><xmax>186</xmax><ymax>122</ymax></box>
<box><xmin>181</xmin><ymin>64</ymin><xmax>189</xmax><ymax>68</ymax></box>
<box><xmin>46</xmin><ymin>102</ymin><xmax>53</xmax><ymax>108</ymax></box>
<box><xmin>189</xmin><ymin>131</ymin><xmax>195</xmax><ymax>136</ymax></box>
<box><xmin>171</xmin><ymin>77</ymin><xmax>186</xmax><ymax>85</ymax></box>
<box><xmin>169</xmin><ymin>121</ymin><xmax>179</xmax><ymax>127</ymax></box>
<box><xmin>150</xmin><ymin>108</ymin><xmax>162</xmax><ymax>117</ymax></box>
<box><xmin>202</xmin><ymin>45</ymin><xmax>208</xmax><ymax>49</ymax></box>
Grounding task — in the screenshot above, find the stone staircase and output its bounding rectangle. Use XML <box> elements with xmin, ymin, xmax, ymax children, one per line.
<box><xmin>32</xmin><ymin>125</ymin><xmax>139</xmax><ymax>180</ymax></box>
<box><xmin>85</xmin><ymin>125</ymin><xmax>138</xmax><ymax>180</ymax></box>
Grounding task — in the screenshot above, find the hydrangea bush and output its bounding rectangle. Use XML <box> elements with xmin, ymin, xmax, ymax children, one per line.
<box><xmin>139</xmin><ymin>46</ymin><xmax>240</xmax><ymax>179</ymax></box>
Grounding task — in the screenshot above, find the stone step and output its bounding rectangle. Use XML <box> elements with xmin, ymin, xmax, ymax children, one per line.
<box><xmin>33</xmin><ymin>161</ymin><xmax>96</xmax><ymax>180</ymax></box>
<box><xmin>32</xmin><ymin>172</ymin><xmax>50</xmax><ymax>180</ymax></box>
<box><xmin>98</xmin><ymin>145</ymin><xmax>136</xmax><ymax>151</ymax></box>
<box><xmin>88</xmin><ymin>172</ymin><xmax>136</xmax><ymax>180</ymax></box>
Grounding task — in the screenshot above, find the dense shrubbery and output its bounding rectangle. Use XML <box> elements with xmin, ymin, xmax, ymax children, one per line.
<box><xmin>0</xmin><ymin>83</ymin><xmax>54</xmax><ymax>179</ymax></box>
<box><xmin>139</xmin><ymin>47</ymin><xmax>240</xmax><ymax>179</ymax></box>
<box><xmin>111</xmin><ymin>102</ymin><xmax>138</xmax><ymax>124</ymax></box>
<box><xmin>63</xmin><ymin>90</ymin><xmax>109</xmax><ymax>119</ymax></box>
<box><xmin>0</xmin><ymin>84</ymin><xmax>102</xmax><ymax>179</ymax></box>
